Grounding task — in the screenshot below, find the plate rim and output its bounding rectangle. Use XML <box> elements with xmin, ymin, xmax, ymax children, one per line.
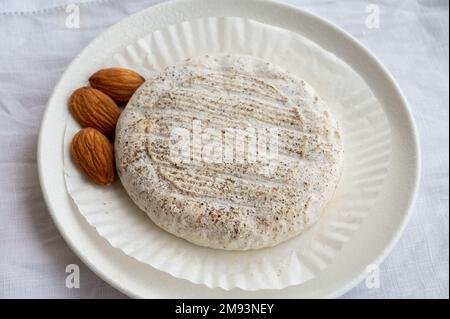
<box><xmin>37</xmin><ymin>0</ymin><xmax>421</xmax><ymax>298</ymax></box>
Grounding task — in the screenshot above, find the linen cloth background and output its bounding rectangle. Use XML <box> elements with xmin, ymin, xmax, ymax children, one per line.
<box><xmin>0</xmin><ymin>0</ymin><xmax>448</xmax><ymax>298</ymax></box>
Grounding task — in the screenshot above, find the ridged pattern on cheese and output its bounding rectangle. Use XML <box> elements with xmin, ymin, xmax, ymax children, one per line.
<box><xmin>115</xmin><ymin>54</ymin><xmax>343</xmax><ymax>250</ymax></box>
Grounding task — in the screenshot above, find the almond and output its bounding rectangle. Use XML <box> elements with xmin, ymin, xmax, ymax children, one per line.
<box><xmin>89</xmin><ymin>68</ymin><xmax>145</xmax><ymax>105</ymax></box>
<box><xmin>71</xmin><ymin>128</ymin><xmax>117</xmax><ymax>185</ymax></box>
<box><xmin>69</xmin><ymin>87</ymin><xmax>121</xmax><ymax>138</ymax></box>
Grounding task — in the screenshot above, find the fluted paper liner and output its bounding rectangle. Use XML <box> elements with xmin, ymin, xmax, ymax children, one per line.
<box><xmin>63</xmin><ymin>17</ymin><xmax>391</xmax><ymax>290</ymax></box>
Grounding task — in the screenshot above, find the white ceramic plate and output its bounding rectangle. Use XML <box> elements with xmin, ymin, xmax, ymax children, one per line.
<box><xmin>37</xmin><ymin>0</ymin><xmax>420</xmax><ymax>298</ymax></box>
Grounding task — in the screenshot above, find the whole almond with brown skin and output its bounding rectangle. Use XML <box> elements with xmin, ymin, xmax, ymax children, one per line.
<box><xmin>89</xmin><ymin>68</ymin><xmax>145</xmax><ymax>105</ymax></box>
<box><xmin>71</xmin><ymin>128</ymin><xmax>117</xmax><ymax>185</ymax></box>
<box><xmin>69</xmin><ymin>87</ymin><xmax>121</xmax><ymax>138</ymax></box>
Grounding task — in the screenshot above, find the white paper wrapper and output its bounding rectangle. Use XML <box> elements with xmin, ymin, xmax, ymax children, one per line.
<box><xmin>63</xmin><ymin>17</ymin><xmax>391</xmax><ymax>290</ymax></box>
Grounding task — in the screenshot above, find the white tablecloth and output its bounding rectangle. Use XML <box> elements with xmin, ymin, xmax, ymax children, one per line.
<box><xmin>0</xmin><ymin>0</ymin><xmax>448</xmax><ymax>299</ymax></box>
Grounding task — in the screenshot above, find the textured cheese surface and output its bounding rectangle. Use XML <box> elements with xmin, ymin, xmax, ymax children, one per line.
<box><xmin>115</xmin><ymin>54</ymin><xmax>343</xmax><ymax>250</ymax></box>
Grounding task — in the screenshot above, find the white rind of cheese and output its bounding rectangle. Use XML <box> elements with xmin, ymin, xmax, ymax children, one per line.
<box><xmin>115</xmin><ymin>54</ymin><xmax>343</xmax><ymax>250</ymax></box>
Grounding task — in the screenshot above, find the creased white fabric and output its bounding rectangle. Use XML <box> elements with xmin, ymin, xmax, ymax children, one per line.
<box><xmin>0</xmin><ymin>0</ymin><xmax>448</xmax><ymax>299</ymax></box>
